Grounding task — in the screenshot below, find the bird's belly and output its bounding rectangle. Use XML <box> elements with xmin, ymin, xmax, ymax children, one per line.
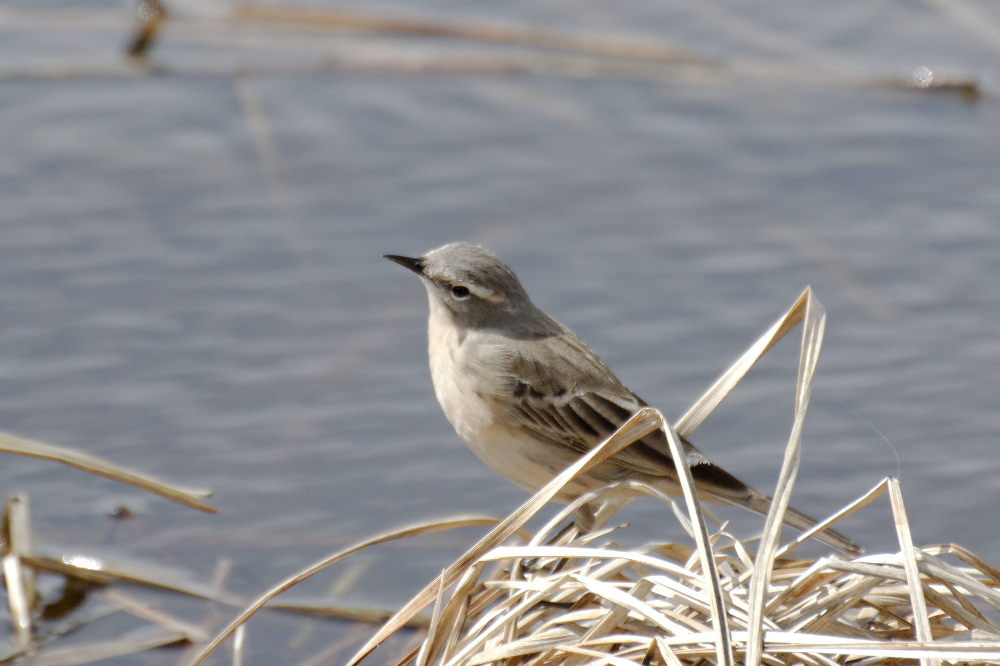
<box><xmin>429</xmin><ymin>356</ymin><xmax>610</xmax><ymax>499</ymax></box>
<box><xmin>426</xmin><ymin>313</ymin><xmax>620</xmax><ymax>501</ymax></box>
<box><xmin>427</xmin><ymin>322</ymin><xmax>581</xmax><ymax>498</ymax></box>
<box><xmin>464</xmin><ymin>424</ymin><xmax>629</xmax><ymax>501</ymax></box>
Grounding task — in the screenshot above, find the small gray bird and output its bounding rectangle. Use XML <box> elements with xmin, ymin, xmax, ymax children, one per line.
<box><xmin>386</xmin><ymin>242</ymin><xmax>858</xmax><ymax>555</ymax></box>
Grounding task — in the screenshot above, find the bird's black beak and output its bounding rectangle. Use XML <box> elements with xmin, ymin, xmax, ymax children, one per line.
<box><xmin>383</xmin><ymin>254</ymin><xmax>425</xmax><ymax>276</ymax></box>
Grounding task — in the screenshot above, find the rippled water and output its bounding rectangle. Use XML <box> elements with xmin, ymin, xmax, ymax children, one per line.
<box><xmin>2</xmin><ymin>1</ymin><xmax>1000</xmax><ymax>663</ymax></box>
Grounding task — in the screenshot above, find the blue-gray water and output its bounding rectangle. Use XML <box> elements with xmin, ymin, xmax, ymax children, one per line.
<box><xmin>2</xmin><ymin>1</ymin><xmax>1000</xmax><ymax>663</ymax></box>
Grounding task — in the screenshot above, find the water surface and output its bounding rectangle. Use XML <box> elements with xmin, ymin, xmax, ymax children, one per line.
<box><xmin>2</xmin><ymin>1</ymin><xmax>999</xmax><ymax>662</ymax></box>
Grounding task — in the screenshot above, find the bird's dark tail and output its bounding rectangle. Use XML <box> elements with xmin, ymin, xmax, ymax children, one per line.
<box><xmin>688</xmin><ymin>458</ymin><xmax>860</xmax><ymax>556</ymax></box>
<box><xmin>732</xmin><ymin>489</ymin><xmax>860</xmax><ymax>556</ymax></box>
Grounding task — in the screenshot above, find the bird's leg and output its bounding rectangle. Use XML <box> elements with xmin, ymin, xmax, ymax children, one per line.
<box><xmin>518</xmin><ymin>519</ymin><xmax>576</xmax><ymax>577</ymax></box>
<box><xmin>572</xmin><ymin>503</ymin><xmax>596</xmax><ymax>534</ymax></box>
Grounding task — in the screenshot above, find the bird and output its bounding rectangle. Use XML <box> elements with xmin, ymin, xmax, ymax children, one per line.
<box><xmin>385</xmin><ymin>242</ymin><xmax>859</xmax><ymax>555</ymax></box>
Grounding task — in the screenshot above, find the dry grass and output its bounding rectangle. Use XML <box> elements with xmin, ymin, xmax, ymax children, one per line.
<box><xmin>0</xmin><ymin>3</ymin><xmax>983</xmax><ymax>101</ymax></box>
<box><xmin>349</xmin><ymin>478</ymin><xmax>1000</xmax><ymax>666</ymax></box>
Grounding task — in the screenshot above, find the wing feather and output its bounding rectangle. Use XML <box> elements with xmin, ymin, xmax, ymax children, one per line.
<box><xmin>496</xmin><ymin>330</ymin><xmax>749</xmax><ymax>492</ymax></box>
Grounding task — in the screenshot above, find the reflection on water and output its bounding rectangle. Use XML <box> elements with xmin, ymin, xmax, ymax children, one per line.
<box><xmin>1</xmin><ymin>0</ymin><xmax>1000</xmax><ymax>662</ymax></box>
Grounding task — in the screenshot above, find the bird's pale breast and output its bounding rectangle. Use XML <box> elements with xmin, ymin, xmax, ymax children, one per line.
<box><xmin>426</xmin><ymin>298</ymin><xmax>609</xmax><ymax>498</ymax></box>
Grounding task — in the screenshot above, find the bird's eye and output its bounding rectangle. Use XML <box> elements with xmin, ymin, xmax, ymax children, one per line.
<box><xmin>450</xmin><ymin>285</ymin><xmax>471</xmax><ymax>300</ymax></box>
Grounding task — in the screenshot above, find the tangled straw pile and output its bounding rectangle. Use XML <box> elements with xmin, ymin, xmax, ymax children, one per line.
<box><xmin>391</xmin><ymin>480</ymin><xmax>1000</xmax><ymax>666</ymax></box>
<box><xmin>186</xmin><ymin>288</ymin><xmax>1000</xmax><ymax>666</ymax></box>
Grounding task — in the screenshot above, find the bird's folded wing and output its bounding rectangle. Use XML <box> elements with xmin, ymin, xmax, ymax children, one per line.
<box><xmin>494</xmin><ymin>330</ymin><xmax>724</xmax><ymax>483</ymax></box>
<box><xmin>509</xmin><ymin>385</ymin><xmax>761</xmax><ymax>502</ymax></box>
<box><xmin>509</xmin><ymin>385</ymin><xmax>689</xmax><ymax>477</ymax></box>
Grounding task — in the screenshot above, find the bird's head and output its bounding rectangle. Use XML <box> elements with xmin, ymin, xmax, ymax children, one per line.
<box><xmin>384</xmin><ymin>242</ymin><xmax>535</xmax><ymax>331</ymax></box>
